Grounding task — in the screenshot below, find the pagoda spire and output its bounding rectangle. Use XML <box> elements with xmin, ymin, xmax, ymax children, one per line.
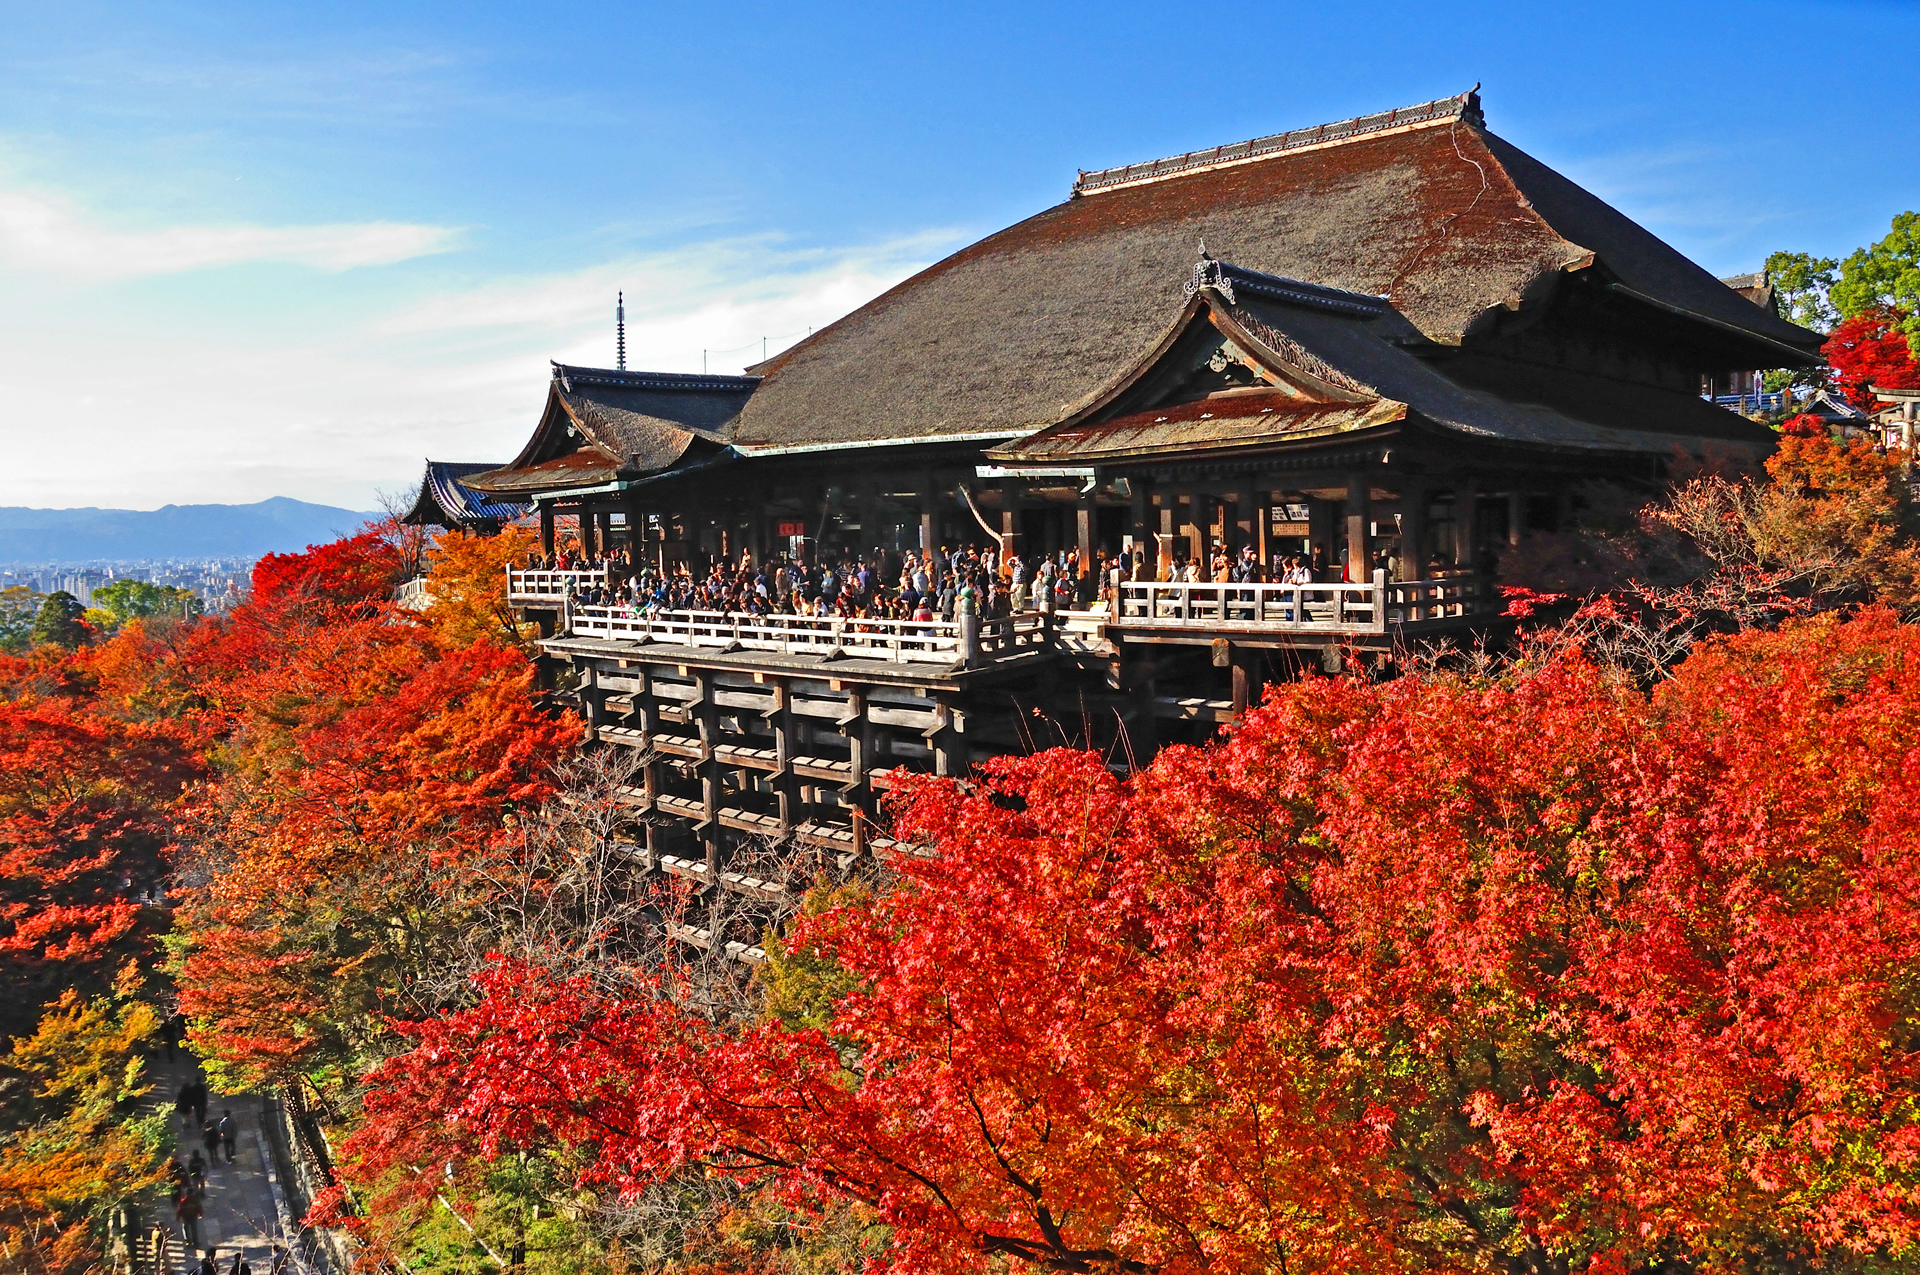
<box><xmin>616</xmin><ymin>292</ymin><xmax>627</xmax><ymax>370</ymax></box>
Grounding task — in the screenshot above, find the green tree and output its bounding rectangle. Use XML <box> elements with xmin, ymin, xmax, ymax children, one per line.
<box><xmin>1764</xmin><ymin>249</ymin><xmax>1838</xmax><ymax>331</ymax></box>
<box><xmin>27</xmin><ymin>592</ymin><xmax>86</xmax><ymax>650</ymax></box>
<box><xmin>85</xmin><ymin>579</ymin><xmax>196</xmax><ymax>635</ymax></box>
<box><xmin>0</xmin><ymin>586</ymin><xmax>38</xmax><ymax>654</ymax></box>
<box><xmin>1760</xmin><ymin>251</ymin><xmax>1840</xmax><ymax>391</ymax></box>
<box><xmin>1831</xmin><ymin>210</ymin><xmax>1920</xmax><ymax>355</ymax></box>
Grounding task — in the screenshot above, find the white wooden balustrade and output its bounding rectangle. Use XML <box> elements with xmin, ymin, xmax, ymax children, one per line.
<box><xmin>565</xmin><ymin>605</ymin><xmax>1048</xmax><ymax>666</ymax></box>
<box><xmin>518</xmin><ymin>568</ymin><xmax>1496</xmax><ymax>660</ymax></box>
<box><xmin>507</xmin><ymin>568</ymin><xmax>613</xmax><ymax>603</ymax></box>
<box><xmin>1116</xmin><ymin>572</ymin><xmax>1493</xmax><ymax>635</ymax></box>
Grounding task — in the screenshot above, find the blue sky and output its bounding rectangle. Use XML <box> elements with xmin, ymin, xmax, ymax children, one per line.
<box><xmin>2</xmin><ymin>0</ymin><xmax>1916</xmax><ymax>510</ymax></box>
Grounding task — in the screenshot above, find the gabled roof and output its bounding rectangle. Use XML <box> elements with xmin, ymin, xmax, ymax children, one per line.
<box><xmin>992</xmin><ymin>259</ymin><xmax>1777</xmax><ymax>466</ymax></box>
<box><xmin>1719</xmin><ymin>271</ymin><xmax>1779</xmax><ymax>318</ymax></box>
<box><xmin>735</xmin><ymin>90</ymin><xmax>1820</xmax><ymax>453</ymax></box>
<box><xmin>467</xmin><ymin>364</ymin><xmax>755</xmax><ymax>495</ymax></box>
<box><xmin>400</xmin><ymin>461</ymin><xmax>529</xmax><ymax>527</ymax></box>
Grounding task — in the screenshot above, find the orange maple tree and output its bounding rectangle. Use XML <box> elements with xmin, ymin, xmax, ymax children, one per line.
<box><xmin>167</xmin><ymin>528</ymin><xmax>577</xmax><ymax>1089</ymax></box>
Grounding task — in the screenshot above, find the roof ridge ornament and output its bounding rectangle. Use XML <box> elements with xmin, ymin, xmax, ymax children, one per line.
<box><xmin>1184</xmin><ymin>256</ymin><xmax>1235</xmax><ymax>305</ymax></box>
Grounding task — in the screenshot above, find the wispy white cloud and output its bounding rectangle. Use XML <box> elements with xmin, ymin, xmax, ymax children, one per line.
<box><xmin>372</xmin><ymin>229</ymin><xmax>958</xmax><ymax>373</ymax></box>
<box><xmin>0</xmin><ymin>230</ymin><xmax>954</xmax><ymax>511</ymax></box>
<box><xmin>0</xmin><ymin>187</ymin><xmax>458</xmax><ymax>279</ymax></box>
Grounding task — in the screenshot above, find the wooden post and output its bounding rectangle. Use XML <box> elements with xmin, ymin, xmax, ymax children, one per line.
<box><xmin>1399</xmin><ymin>479</ymin><xmax>1427</xmax><ymax>582</ymax></box>
<box><xmin>920</xmin><ymin>477</ymin><xmax>938</xmax><ymax>582</ymax></box>
<box><xmin>624</xmin><ymin>492</ymin><xmax>645</xmax><ymax>565</ymax></box>
<box><xmin>580</xmin><ymin>507</ymin><xmax>598</xmax><ymax>559</ymax></box>
<box><xmin>845</xmin><ymin>688</ymin><xmax>870</xmax><ymax>841</ymax></box>
<box><xmin>695</xmin><ymin>671</ymin><xmax>719</xmax><ymax>875</ymax></box>
<box><xmin>1345</xmin><ymin>472</ymin><xmax>1370</xmax><ymax>582</ymax></box>
<box><xmin>1459</xmin><ymin>476</ymin><xmax>1479</xmax><ymax>571</ymax></box>
<box><xmin>1157</xmin><ymin>501</ymin><xmax>1175</xmax><ymax>580</ymax></box>
<box><xmin>771</xmin><ymin>682</ymin><xmax>795</xmax><ymax>835</ymax></box>
<box><xmin>539</xmin><ymin>505</ymin><xmax>555</xmax><ymax>557</ymax></box>
<box><xmin>1129</xmin><ymin>481</ymin><xmax>1150</xmax><ymax>565</ymax></box>
<box><xmin>1076</xmin><ymin>498</ymin><xmax>1093</xmax><ymax>572</ymax></box>
<box><xmin>998</xmin><ymin>480</ymin><xmax>1022</xmax><ymax>568</ymax></box>
<box><xmin>1254</xmin><ymin>483</ymin><xmax>1272</xmax><ymax>579</ymax></box>
<box><xmin>1185</xmin><ymin>494</ymin><xmax>1205</xmax><ymax>571</ymax></box>
<box><xmin>1508</xmin><ymin>490</ymin><xmax>1524</xmax><ymax>547</ymax></box>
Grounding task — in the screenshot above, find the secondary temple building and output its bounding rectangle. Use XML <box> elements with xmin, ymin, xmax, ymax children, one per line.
<box><xmin>465</xmin><ymin>90</ymin><xmax>1822</xmax><ymax>959</ymax></box>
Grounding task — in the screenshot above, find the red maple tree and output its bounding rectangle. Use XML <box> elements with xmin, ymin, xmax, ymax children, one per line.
<box><xmin>1824</xmin><ymin>310</ymin><xmax>1920</xmax><ymax>410</ymax></box>
<box><xmin>340</xmin><ymin>610</ymin><xmax>1920</xmax><ymax>1275</ymax></box>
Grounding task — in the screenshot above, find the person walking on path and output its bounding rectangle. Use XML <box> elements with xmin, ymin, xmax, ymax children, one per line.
<box><xmin>228</xmin><ymin>1250</ymin><xmax>253</xmax><ymax>1275</ymax></box>
<box><xmin>176</xmin><ymin>1192</ymin><xmax>203</xmax><ymax>1250</ymax></box>
<box><xmin>195</xmin><ymin>1249</ymin><xmax>220</xmax><ymax>1275</ymax></box>
<box><xmin>217</xmin><ymin>1109</ymin><xmax>237</xmax><ymax>1164</ymax></box>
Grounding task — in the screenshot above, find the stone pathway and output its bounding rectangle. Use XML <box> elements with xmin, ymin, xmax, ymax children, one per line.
<box><xmin>142</xmin><ymin>1052</ymin><xmax>304</xmax><ymax>1274</ymax></box>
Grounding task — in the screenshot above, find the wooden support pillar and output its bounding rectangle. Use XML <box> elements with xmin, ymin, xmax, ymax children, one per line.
<box><xmin>579</xmin><ymin>665</ymin><xmax>601</xmax><ymax>743</ymax></box>
<box><xmin>580</xmin><ymin>508</ymin><xmax>598</xmax><ymax>559</ymax></box>
<box><xmin>1308</xmin><ymin>498</ymin><xmax>1334</xmax><ymax>574</ymax></box>
<box><xmin>1231</xmin><ymin>652</ymin><xmax>1255</xmax><ymax>717</ymax></box>
<box><xmin>920</xmin><ymin>476</ymin><xmax>938</xmax><ymax>581</ymax></box>
<box><xmin>1399</xmin><ymin>479</ymin><xmax>1427</xmax><ymax>582</ymax></box>
<box><xmin>1508</xmin><ymin>490</ymin><xmax>1524</xmax><ymax>547</ymax></box>
<box><xmin>1075</xmin><ymin>498</ymin><xmax>1092</xmax><ymax>570</ymax></box>
<box><xmin>1156</xmin><ymin>501</ymin><xmax>1176</xmax><ymax>580</ymax></box>
<box><xmin>998</xmin><ymin>480</ymin><xmax>1022</xmax><ymax>569</ymax></box>
<box><xmin>845</xmin><ymin>688</ymin><xmax>871</xmax><ymax>829</ymax></box>
<box><xmin>770</xmin><ymin>683</ymin><xmax>796</xmax><ymax>835</ymax></box>
<box><xmin>635</xmin><ymin>667</ymin><xmax>660</xmax><ymax>866</ymax></box>
<box><xmin>1184</xmin><ymin>494</ymin><xmax>1205</xmax><ymax>570</ymax></box>
<box><xmin>695</xmin><ymin>671</ymin><xmax>720</xmax><ymax>875</ymax></box>
<box><xmin>855</xmin><ymin>482</ymin><xmax>876</xmax><ymax>559</ymax></box>
<box><xmin>1254</xmin><ymin>482</ymin><xmax>1272</xmax><ymax>579</ymax></box>
<box><xmin>1345</xmin><ymin>472</ymin><xmax>1370</xmax><ymax>582</ymax></box>
<box><xmin>932</xmin><ymin>700</ymin><xmax>964</xmax><ymax>778</ymax></box>
<box><xmin>624</xmin><ymin>492</ymin><xmax>645</xmax><ymax>564</ymax></box>
<box><xmin>1129</xmin><ymin>481</ymin><xmax>1150</xmax><ymax>564</ymax></box>
<box><xmin>539</xmin><ymin>505</ymin><xmax>555</xmax><ymax>557</ymax></box>
<box><xmin>1459</xmin><ymin>476</ymin><xmax>1479</xmax><ymax>572</ymax></box>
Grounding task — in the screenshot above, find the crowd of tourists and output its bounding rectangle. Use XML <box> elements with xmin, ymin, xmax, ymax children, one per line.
<box><xmin>522</xmin><ymin>537</ymin><xmax>1426</xmax><ymax>625</ymax></box>
<box><xmin>164</xmin><ymin>1080</ymin><xmax>294</xmax><ymax>1275</ymax></box>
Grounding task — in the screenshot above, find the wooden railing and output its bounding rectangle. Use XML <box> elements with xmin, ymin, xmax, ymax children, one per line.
<box><xmin>1117</xmin><ymin>572</ymin><xmax>1494</xmax><ymax>634</ymax></box>
<box><xmin>507</xmin><ymin>568</ymin><xmax>612</xmax><ymax>603</ymax></box>
<box><xmin>566</xmin><ymin>605</ymin><xmax>1048</xmax><ymax>666</ymax></box>
<box><xmin>394</xmin><ymin>576</ymin><xmax>433</xmax><ymax>611</ymax></box>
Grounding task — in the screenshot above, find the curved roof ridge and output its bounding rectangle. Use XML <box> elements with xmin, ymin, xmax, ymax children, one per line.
<box><xmin>550</xmin><ymin>361</ymin><xmax>761</xmax><ymax>393</ymax></box>
<box><xmin>1073</xmin><ymin>88</ymin><xmax>1482</xmax><ymax>196</ymax></box>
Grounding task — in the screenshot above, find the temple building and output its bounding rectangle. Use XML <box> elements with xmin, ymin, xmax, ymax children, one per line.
<box><xmin>399</xmin><ymin>460</ymin><xmax>529</xmax><ymax>533</ymax></box>
<box><xmin>472</xmin><ymin>88</ymin><xmax>1816</xmax><ymax>581</ymax></box>
<box><xmin>463</xmin><ymin>90</ymin><xmax>1823</xmax><ymax>952</ymax></box>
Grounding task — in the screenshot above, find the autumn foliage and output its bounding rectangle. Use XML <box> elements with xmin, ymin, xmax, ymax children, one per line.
<box><xmin>343</xmin><ymin>609</ymin><xmax>1920</xmax><ymax>1275</ymax></box>
<box><xmin>1823</xmin><ymin>310</ymin><xmax>1920</xmax><ymax>411</ymax></box>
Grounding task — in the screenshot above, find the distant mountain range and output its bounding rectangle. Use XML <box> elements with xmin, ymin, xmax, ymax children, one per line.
<box><xmin>0</xmin><ymin>497</ymin><xmax>381</xmax><ymax>565</ymax></box>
